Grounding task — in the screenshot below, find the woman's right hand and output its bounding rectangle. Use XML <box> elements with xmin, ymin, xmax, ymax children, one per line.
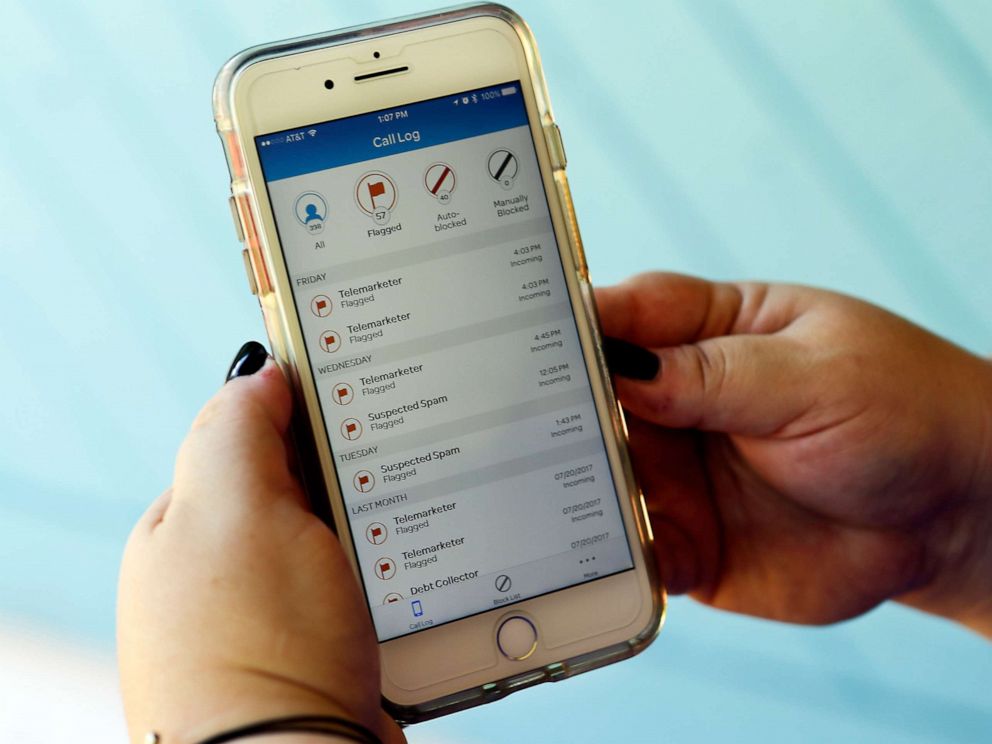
<box><xmin>596</xmin><ymin>273</ymin><xmax>992</xmax><ymax>635</ymax></box>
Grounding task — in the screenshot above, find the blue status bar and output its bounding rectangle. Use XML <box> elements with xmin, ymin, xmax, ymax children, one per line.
<box><xmin>256</xmin><ymin>82</ymin><xmax>527</xmax><ymax>182</ymax></box>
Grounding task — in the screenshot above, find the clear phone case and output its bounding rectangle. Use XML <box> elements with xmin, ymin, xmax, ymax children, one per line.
<box><xmin>213</xmin><ymin>3</ymin><xmax>664</xmax><ymax>723</ymax></box>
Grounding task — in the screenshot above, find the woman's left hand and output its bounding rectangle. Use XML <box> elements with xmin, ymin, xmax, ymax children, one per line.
<box><xmin>118</xmin><ymin>350</ymin><xmax>405</xmax><ymax>743</ymax></box>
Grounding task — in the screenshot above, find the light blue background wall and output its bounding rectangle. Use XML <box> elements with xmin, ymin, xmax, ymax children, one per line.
<box><xmin>1</xmin><ymin>1</ymin><xmax>990</xmax><ymax>741</ymax></box>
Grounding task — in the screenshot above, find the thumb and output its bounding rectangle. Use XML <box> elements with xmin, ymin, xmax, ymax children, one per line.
<box><xmin>172</xmin><ymin>346</ymin><xmax>301</xmax><ymax>512</ymax></box>
<box><xmin>616</xmin><ymin>334</ymin><xmax>817</xmax><ymax>436</ymax></box>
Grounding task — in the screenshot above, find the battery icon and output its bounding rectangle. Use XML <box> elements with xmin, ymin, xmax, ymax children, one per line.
<box><xmin>501</xmin><ymin>86</ymin><xmax>517</xmax><ymax>96</ymax></box>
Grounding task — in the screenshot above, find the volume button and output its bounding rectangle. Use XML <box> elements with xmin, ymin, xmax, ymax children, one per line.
<box><xmin>548</xmin><ymin>124</ymin><xmax>567</xmax><ymax>170</ymax></box>
<box><xmin>229</xmin><ymin>195</ymin><xmax>244</xmax><ymax>242</ymax></box>
<box><xmin>241</xmin><ymin>249</ymin><xmax>258</xmax><ymax>295</ymax></box>
<box><xmin>234</xmin><ymin>193</ymin><xmax>273</xmax><ymax>296</ymax></box>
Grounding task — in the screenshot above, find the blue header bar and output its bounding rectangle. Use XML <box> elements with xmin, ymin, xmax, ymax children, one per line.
<box><xmin>256</xmin><ymin>81</ymin><xmax>526</xmax><ymax>182</ymax></box>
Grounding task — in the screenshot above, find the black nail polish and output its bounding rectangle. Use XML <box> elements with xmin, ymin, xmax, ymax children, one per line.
<box><xmin>603</xmin><ymin>336</ymin><xmax>660</xmax><ymax>381</ymax></box>
<box><xmin>226</xmin><ymin>341</ymin><xmax>269</xmax><ymax>381</ymax></box>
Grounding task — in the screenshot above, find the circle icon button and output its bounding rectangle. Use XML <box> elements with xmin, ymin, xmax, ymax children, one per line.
<box><xmin>319</xmin><ymin>330</ymin><xmax>341</xmax><ymax>354</ymax></box>
<box><xmin>487</xmin><ymin>149</ymin><xmax>518</xmax><ymax>190</ymax></box>
<box><xmin>294</xmin><ymin>192</ymin><xmax>327</xmax><ymax>234</ymax></box>
<box><xmin>373</xmin><ymin>557</ymin><xmax>396</xmax><ymax>580</ymax></box>
<box><xmin>356</xmin><ymin>172</ymin><xmax>397</xmax><ymax>225</ymax></box>
<box><xmin>331</xmin><ymin>383</ymin><xmax>354</xmax><ymax>406</ymax></box>
<box><xmin>497</xmin><ymin>616</ymin><xmax>538</xmax><ymax>661</ymax></box>
<box><xmin>366</xmin><ymin>522</ymin><xmax>388</xmax><ymax>545</ymax></box>
<box><xmin>310</xmin><ymin>295</ymin><xmax>332</xmax><ymax>318</ymax></box>
<box><xmin>424</xmin><ymin>163</ymin><xmax>456</xmax><ymax>203</ymax></box>
<box><xmin>341</xmin><ymin>418</ymin><xmax>363</xmax><ymax>441</ymax></box>
<box><xmin>354</xmin><ymin>470</ymin><xmax>375</xmax><ymax>493</ymax></box>
<box><xmin>383</xmin><ymin>593</ymin><xmax>404</xmax><ymax>605</ymax></box>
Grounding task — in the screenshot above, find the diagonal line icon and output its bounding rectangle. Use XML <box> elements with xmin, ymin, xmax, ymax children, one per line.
<box><xmin>430</xmin><ymin>166</ymin><xmax>452</xmax><ymax>194</ymax></box>
<box><xmin>494</xmin><ymin>152</ymin><xmax>514</xmax><ymax>180</ymax></box>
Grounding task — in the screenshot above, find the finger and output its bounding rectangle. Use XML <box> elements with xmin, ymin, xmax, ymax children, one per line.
<box><xmin>624</xmin><ymin>417</ymin><xmax>720</xmax><ymax>595</ymax></box>
<box><xmin>136</xmin><ymin>488</ymin><xmax>173</xmax><ymax>534</ymax></box>
<box><xmin>379</xmin><ymin>710</ymin><xmax>409</xmax><ymax>744</ymax></box>
<box><xmin>595</xmin><ymin>273</ymin><xmax>740</xmax><ymax>347</ymax></box>
<box><xmin>595</xmin><ymin>272</ymin><xmax>802</xmax><ymax>348</ymax></box>
<box><xmin>616</xmin><ymin>334</ymin><xmax>816</xmax><ymax>435</ymax></box>
<box><xmin>172</xmin><ymin>358</ymin><xmax>303</xmax><ymax>510</ymax></box>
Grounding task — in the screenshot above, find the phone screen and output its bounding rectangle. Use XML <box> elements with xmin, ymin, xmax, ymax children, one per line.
<box><xmin>255</xmin><ymin>82</ymin><xmax>634</xmax><ymax>641</ymax></box>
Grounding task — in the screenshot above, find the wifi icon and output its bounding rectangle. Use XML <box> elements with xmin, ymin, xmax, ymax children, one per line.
<box><xmin>308</xmin><ymin>129</ymin><xmax>317</xmax><ymax>137</ymax></box>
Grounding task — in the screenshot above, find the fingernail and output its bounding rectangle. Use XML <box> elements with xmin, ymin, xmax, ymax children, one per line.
<box><xmin>603</xmin><ymin>336</ymin><xmax>660</xmax><ymax>381</ymax></box>
<box><xmin>226</xmin><ymin>341</ymin><xmax>269</xmax><ymax>382</ymax></box>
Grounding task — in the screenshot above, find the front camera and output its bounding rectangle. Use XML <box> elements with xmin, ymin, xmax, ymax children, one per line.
<box><xmin>373</xmin><ymin>51</ymin><xmax>381</xmax><ymax>59</ymax></box>
<box><xmin>324</xmin><ymin>79</ymin><xmax>334</xmax><ymax>90</ymax></box>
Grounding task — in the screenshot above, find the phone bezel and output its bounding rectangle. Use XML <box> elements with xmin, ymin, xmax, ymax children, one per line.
<box><xmin>215</xmin><ymin>4</ymin><xmax>663</xmax><ymax>720</ymax></box>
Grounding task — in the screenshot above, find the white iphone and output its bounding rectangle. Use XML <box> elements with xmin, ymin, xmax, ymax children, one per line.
<box><xmin>213</xmin><ymin>3</ymin><xmax>663</xmax><ymax>722</ymax></box>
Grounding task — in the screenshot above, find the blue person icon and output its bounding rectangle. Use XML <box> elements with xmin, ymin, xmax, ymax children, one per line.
<box><xmin>294</xmin><ymin>191</ymin><xmax>328</xmax><ymax>234</ymax></box>
<box><xmin>304</xmin><ymin>202</ymin><xmax>323</xmax><ymax>223</ymax></box>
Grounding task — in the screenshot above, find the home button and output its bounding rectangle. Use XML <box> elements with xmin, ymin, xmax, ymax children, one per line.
<box><xmin>497</xmin><ymin>616</ymin><xmax>538</xmax><ymax>661</ymax></box>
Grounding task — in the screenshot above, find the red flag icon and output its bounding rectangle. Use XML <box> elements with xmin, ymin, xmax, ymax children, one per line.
<box><xmin>366</xmin><ymin>522</ymin><xmax>387</xmax><ymax>545</ymax></box>
<box><xmin>319</xmin><ymin>330</ymin><xmax>341</xmax><ymax>353</ymax></box>
<box><xmin>374</xmin><ymin>557</ymin><xmax>395</xmax><ymax>580</ymax></box>
<box><xmin>340</xmin><ymin>418</ymin><xmax>362</xmax><ymax>440</ymax></box>
<box><xmin>332</xmin><ymin>383</ymin><xmax>354</xmax><ymax>405</ymax></box>
<box><xmin>355</xmin><ymin>172</ymin><xmax>397</xmax><ymax>216</ymax></box>
<box><xmin>354</xmin><ymin>470</ymin><xmax>375</xmax><ymax>493</ymax></box>
<box><xmin>310</xmin><ymin>295</ymin><xmax>332</xmax><ymax>318</ymax></box>
<box><xmin>367</xmin><ymin>180</ymin><xmax>387</xmax><ymax>209</ymax></box>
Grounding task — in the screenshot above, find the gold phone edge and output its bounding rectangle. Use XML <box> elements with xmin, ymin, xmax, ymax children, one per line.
<box><xmin>212</xmin><ymin>2</ymin><xmax>665</xmax><ymax>723</ymax></box>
